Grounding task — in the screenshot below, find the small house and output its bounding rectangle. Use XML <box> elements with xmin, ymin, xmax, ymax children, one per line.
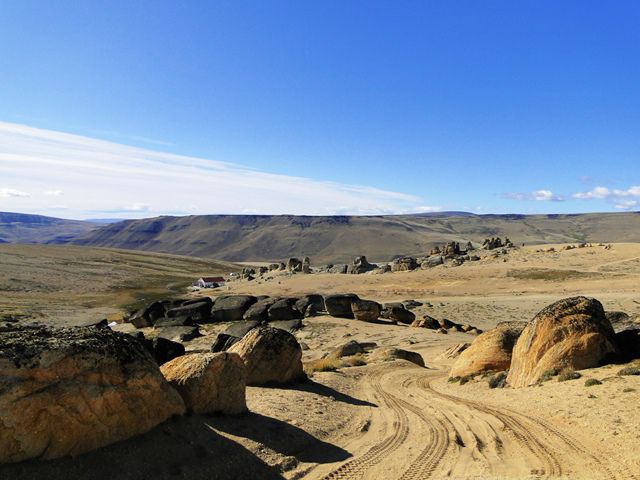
<box><xmin>197</xmin><ymin>276</ymin><xmax>226</xmax><ymax>288</ymax></box>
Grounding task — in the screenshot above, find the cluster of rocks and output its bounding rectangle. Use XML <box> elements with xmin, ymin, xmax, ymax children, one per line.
<box><xmin>482</xmin><ymin>237</ymin><xmax>514</xmax><ymax>250</ymax></box>
<box><xmin>449</xmin><ymin>296</ymin><xmax>640</xmax><ymax>386</ymax></box>
<box><xmin>412</xmin><ymin>314</ymin><xmax>482</xmax><ymax>335</ymax></box>
<box><xmin>0</xmin><ymin>318</ymin><xmax>307</xmax><ymax>464</ymax></box>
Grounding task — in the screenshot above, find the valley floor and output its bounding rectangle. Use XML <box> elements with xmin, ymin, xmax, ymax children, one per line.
<box><xmin>1</xmin><ymin>243</ymin><xmax>639</xmax><ymax>479</ymax></box>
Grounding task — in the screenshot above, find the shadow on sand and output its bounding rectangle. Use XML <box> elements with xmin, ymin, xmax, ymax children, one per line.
<box><xmin>285</xmin><ymin>379</ymin><xmax>377</xmax><ymax>407</ymax></box>
<box><xmin>0</xmin><ymin>415</ymin><xmax>286</xmax><ymax>480</ymax></box>
<box><xmin>209</xmin><ymin>411</ymin><xmax>351</xmax><ymax>464</ymax></box>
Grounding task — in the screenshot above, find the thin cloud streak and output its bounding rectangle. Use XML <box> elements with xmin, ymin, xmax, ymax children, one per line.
<box><xmin>0</xmin><ymin>121</ymin><xmax>438</xmax><ymax>219</ymax></box>
<box><xmin>503</xmin><ymin>190</ymin><xmax>564</xmax><ymax>202</ymax></box>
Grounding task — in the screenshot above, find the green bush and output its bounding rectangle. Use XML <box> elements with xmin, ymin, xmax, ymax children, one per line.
<box><xmin>618</xmin><ymin>367</ymin><xmax>640</xmax><ymax>376</ymax></box>
<box><xmin>584</xmin><ymin>378</ymin><xmax>602</xmax><ymax>387</ymax></box>
<box><xmin>558</xmin><ymin>370</ymin><xmax>582</xmax><ymax>382</ymax></box>
<box><xmin>488</xmin><ymin>372</ymin><xmax>508</xmax><ymax>389</ymax></box>
<box><xmin>539</xmin><ymin>369</ymin><xmax>559</xmax><ymax>383</ymax></box>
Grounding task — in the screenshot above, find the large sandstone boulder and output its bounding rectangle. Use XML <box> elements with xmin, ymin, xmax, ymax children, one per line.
<box><xmin>268</xmin><ymin>298</ymin><xmax>303</xmax><ymax>321</ymax></box>
<box><xmin>211</xmin><ymin>295</ymin><xmax>257</xmax><ymax>322</ymax></box>
<box><xmin>141</xmin><ymin>336</ymin><xmax>186</xmax><ymax>366</ymax></box>
<box><xmin>295</xmin><ymin>295</ymin><xmax>325</xmax><ymax>316</ymax></box>
<box><xmin>129</xmin><ymin>301</ymin><xmax>165</xmax><ymax>328</ymax></box>
<box><xmin>351</xmin><ymin>300</ymin><xmax>381</xmax><ymax>322</ymax></box>
<box><xmin>324</xmin><ymin>294</ymin><xmax>360</xmax><ymax>318</ymax></box>
<box><xmin>166</xmin><ymin>301</ymin><xmax>212</xmax><ymax>322</ymax></box>
<box><xmin>210</xmin><ymin>321</ymin><xmax>261</xmax><ymax>353</ymax></box>
<box><xmin>161</xmin><ymin>352</ymin><xmax>247</xmax><ymax>415</ymax></box>
<box><xmin>325</xmin><ymin>340</ymin><xmax>375</xmax><ymax>359</ymax></box>
<box><xmin>507</xmin><ymin>297</ymin><xmax>618</xmax><ymax>387</ymax></box>
<box><xmin>286</xmin><ymin>257</ymin><xmax>303</xmax><ymax>272</ymax></box>
<box><xmin>228</xmin><ymin>326</ymin><xmax>305</xmax><ymax>386</ymax></box>
<box><xmin>412</xmin><ymin>315</ymin><xmax>440</xmax><ymax>329</ymax></box>
<box><xmin>243</xmin><ymin>298</ymin><xmax>276</xmax><ymax>322</ymax></box>
<box><xmin>0</xmin><ymin>325</ymin><xmax>185</xmax><ymax>463</ymax></box>
<box><xmin>450</xmin><ymin>321</ymin><xmax>526</xmax><ymax>378</ymax></box>
<box><xmin>369</xmin><ymin>347</ymin><xmax>425</xmax><ymax>367</ymax></box>
<box><xmin>391</xmin><ymin>257</ymin><xmax>419</xmax><ymax>272</ymax></box>
<box><xmin>381</xmin><ymin>306</ymin><xmax>416</xmax><ymax>324</ymax></box>
<box><xmin>347</xmin><ymin>256</ymin><xmax>376</xmax><ymax>274</ymax></box>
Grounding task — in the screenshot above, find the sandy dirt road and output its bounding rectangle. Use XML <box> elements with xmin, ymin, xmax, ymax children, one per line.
<box><xmin>309</xmin><ymin>362</ymin><xmax>638</xmax><ymax>480</ymax></box>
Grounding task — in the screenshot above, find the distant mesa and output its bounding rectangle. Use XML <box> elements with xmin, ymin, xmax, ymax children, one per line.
<box><xmin>2</xmin><ymin>211</ymin><xmax>640</xmax><ymax>263</ymax></box>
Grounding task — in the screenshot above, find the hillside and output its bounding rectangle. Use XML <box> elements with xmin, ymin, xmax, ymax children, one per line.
<box><xmin>67</xmin><ymin>211</ymin><xmax>640</xmax><ymax>263</ymax></box>
<box><xmin>0</xmin><ymin>212</ymin><xmax>97</xmax><ymax>243</ymax></box>
<box><xmin>0</xmin><ymin>244</ymin><xmax>239</xmax><ymax>325</ymax></box>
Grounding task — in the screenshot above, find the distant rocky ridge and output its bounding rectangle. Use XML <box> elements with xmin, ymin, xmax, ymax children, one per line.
<box><xmin>3</xmin><ymin>211</ymin><xmax>640</xmax><ymax>263</ymax></box>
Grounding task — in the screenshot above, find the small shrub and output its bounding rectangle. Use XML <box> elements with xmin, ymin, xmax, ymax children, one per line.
<box><xmin>459</xmin><ymin>375</ymin><xmax>473</xmax><ymax>385</ymax></box>
<box><xmin>448</xmin><ymin>376</ymin><xmax>461</xmax><ymax>383</ymax></box>
<box><xmin>304</xmin><ymin>358</ymin><xmax>342</xmax><ymax>374</ymax></box>
<box><xmin>539</xmin><ymin>369</ymin><xmax>559</xmax><ymax>383</ymax></box>
<box><xmin>618</xmin><ymin>367</ymin><xmax>640</xmax><ymax>376</ymax></box>
<box><xmin>584</xmin><ymin>378</ymin><xmax>602</xmax><ymax>387</ymax></box>
<box><xmin>488</xmin><ymin>372</ymin><xmax>508</xmax><ymax>389</ymax></box>
<box><xmin>558</xmin><ymin>369</ymin><xmax>582</xmax><ymax>382</ymax></box>
<box><xmin>622</xmin><ymin>387</ymin><xmax>636</xmax><ymax>393</ymax></box>
<box><xmin>342</xmin><ymin>353</ymin><xmax>367</xmax><ymax>367</ymax></box>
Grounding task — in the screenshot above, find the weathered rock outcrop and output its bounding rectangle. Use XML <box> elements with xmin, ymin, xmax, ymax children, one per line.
<box><xmin>347</xmin><ymin>256</ymin><xmax>377</xmax><ymax>274</ymax></box>
<box><xmin>295</xmin><ymin>295</ymin><xmax>325</xmax><ymax>316</ymax></box>
<box><xmin>411</xmin><ymin>315</ymin><xmax>440</xmax><ymax>329</ymax></box>
<box><xmin>0</xmin><ymin>325</ymin><xmax>185</xmax><ymax>463</ymax></box>
<box><xmin>390</xmin><ymin>257</ymin><xmax>419</xmax><ymax>272</ymax></box>
<box><xmin>161</xmin><ymin>352</ymin><xmax>247</xmax><ymax>415</ymax></box>
<box><xmin>286</xmin><ymin>257</ymin><xmax>303</xmax><ymax>272</ymax></box>
<box><xmin>243</xmin><ymin>298</ymin><xmax>277</xmax><ymax>322</ymax></box>
<box><xmin>369</xmin><ymin>347</ymin><xmax>425</xmax><ymax>367</ymax></box>
<box><xmin>324</xmin><ymin>294</ymin><xmax>360</xmax><ymax>318</ymax></box>
<box><xmin>351</xmin><ymin>300</ymin><xmax>381</xmax><ymax>322</ymax></box>
<box><xmin>507</xmin><ymin>297</ymin><xmax>617</xmax><ymax>387</ymax></box>
<box><xmin>381</xmin><ymin>306</ymin><xmax>416</xmax><ymax>324</ymax></box>
<box><xmin>228</xmin><ymin>326</ymin><xmax>305</xmax><ymax>386</ymax></box>
<box><xmin>166</xmin><ymin>301</ymin><xmax>212</xmax><ymax>322</ymax></box>
<box><xmin>141</xmin><ymin>336</ymin><xmax>186</xmax><ymax>365</ymax></box>
<box><xmin>268</xmin><ymin>298</ymin><xmax>303</xmax><ymax>321</ymax></box>
<box><xmin>211</xmin><ymin>295</ymin><xmax>257</xmax><ymax>322</ymax></box>
<box><xmin>450</xmin><ymin>321</ymin><xmax>526</xmax><ymax>378</ymax></box>
<box><xmin>210</xmin><ymin>321</ymin><xmax>261</xmax><ymax>353</ymax></box>
<box><xmin>129</xmin><ymin>300</ymin><xmax>166</xmax><ymax>328</ymax></box>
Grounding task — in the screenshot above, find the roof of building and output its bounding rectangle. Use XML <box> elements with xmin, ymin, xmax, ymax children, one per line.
<box><xmin>200</xmin><ymin>276</ymin><xmax>226</xmax><ymax>283</ymax></box>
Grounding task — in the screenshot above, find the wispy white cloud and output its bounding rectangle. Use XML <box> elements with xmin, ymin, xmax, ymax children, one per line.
<box><xmin>0</xmin><ymin>121</ymin><xmax>437</xmax><ymax>218</ymax></box>
<box><xmin>0</xmin><ymin>188</ymin><xmax>30</xmax><ymax>198</ymax></box>
<box><xmin>503</xmin><ymin>189</ymin><xmax>564</xmax><ymax>202</ymax></box>
<box><xmin>45</xmin><ymin>189</ymin><xmax>64</xmax><ymax>196</ymax></box>
<box><xmin>572</xmin><ymin>185</ymin><xmax>640</xmax><ymax>210</ymax></box>
<box><xmin>573</xmin><ymin>186</ymin><xmax>640</xmax><ymax>199</ymax></box>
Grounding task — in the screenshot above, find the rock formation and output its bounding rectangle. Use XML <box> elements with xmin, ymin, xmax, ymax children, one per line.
<box><xmin>324</xmin><ymin>294</ymin><xmax>360</xmax><ymax>318</ymax></box>
<box><xmin>507</xmin><ymin>297</ymin><xmax>617</xmax><ymax>387</ymax></box>
<box><xmin>450</xmin><ymin>321</ymin><xmax>526</xmax><ymax>378</ymax></box>
<box><xmin>161</xmin><ymin>352</ymin><xmax>247</xmax><ymax>415</ymax></box>
<box><xmin>350</xmin><ymin>299</ymin><xmax>381</xmax><ymax>322</ymax></box>
<box><xmin>0</xmin><ymin>325</ymin><xmax>185</xmax><ymax>463</ymax></box>
<box><xmin>228</xmin><ymin>326</ymin><xmax>305</xmax><ymax>386</ymax></box>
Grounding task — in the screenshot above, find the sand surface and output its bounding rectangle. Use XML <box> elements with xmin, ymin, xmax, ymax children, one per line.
<box><xmin>1</xmin><ymin>243</ymin><xmax>639</xmax><ymax>479</ymax></box>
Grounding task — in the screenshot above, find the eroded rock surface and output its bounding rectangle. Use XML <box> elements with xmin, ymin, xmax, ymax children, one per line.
<box><xmin>0</xmin><ymin>325</ymin><xmax>185</xmax><ymax>463</ymax></box>
<box><xmin>507</xmin><ymin>297</ymin><xmax>617</xmax><ymax>387</ymax></box>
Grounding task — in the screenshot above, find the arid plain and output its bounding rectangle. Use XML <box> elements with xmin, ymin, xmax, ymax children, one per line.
<box><xmin>1</xmin><ymin>242</ymin><xmax>639</xmax><ymax>479</ymax></box>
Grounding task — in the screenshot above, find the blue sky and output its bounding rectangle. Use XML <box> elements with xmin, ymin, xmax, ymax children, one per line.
<box><xmin>1</xmin><ymin>1</ymin><xmax>639</xmax><ymax>218</ymax></box>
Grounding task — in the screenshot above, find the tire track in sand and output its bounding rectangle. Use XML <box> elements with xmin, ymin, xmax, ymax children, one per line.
<box><xmin>321</xmin><ymin>369</ymin><xmax>410</xmax><ymax>480</ymax></box>
<box><xmin>420</xmin><ymin>375</ymin><xmax>636</xmax><ymax>479</ymax></box>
